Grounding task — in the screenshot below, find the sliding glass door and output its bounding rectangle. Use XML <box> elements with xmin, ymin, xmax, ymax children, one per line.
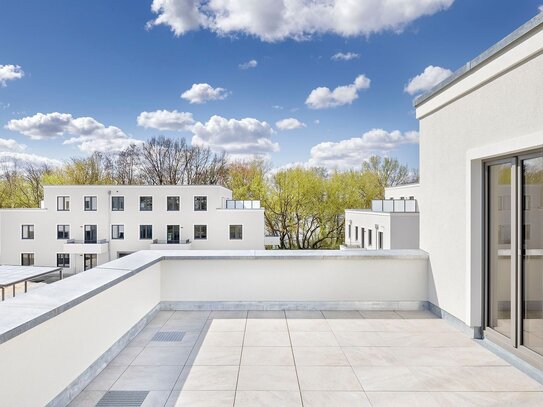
<box><xmin>485</xmin><ymin>149</ymin><xmax>543</xmax><ymax>364</ymax></box>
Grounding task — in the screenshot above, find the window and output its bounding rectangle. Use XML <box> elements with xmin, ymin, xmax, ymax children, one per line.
<box><xmin>368</xmin><ymin>229</ymin><xmax>373</xmax><ymax>246</ymax></box>
<box><xmin>21</xmin><ymin>253</ymin><xmax>34</xmax><ymax>266</ymax></box>
<box><xmin>57</xmin><ymin>253</ymin><xmax>70</xmax><ymax>267</ymax></box>
<box><xmin>194</xmin><ymin>225</ymin><xmax>207</xmax><ymax>240</ymax></box>
<box><xmin>229</xmin><ymin>225</ymin><xmax>243</xmax><ymax>240</ymax></box>
<box><xmin>140</xmin><ymin>225</ymin><xmax>152</xmax><ymax>240</ymax></box>
<box><xmin>361</xmin><ymin>228</ymin><xmax>365</xmax><ymax>248</ymax></box>
<box><xmin>57</xmin><ymin>225</ymin><xmax>70</xmax><ymax>239</ymax></box>
<box><xmin>194</xmin><ymin>196</ymin><xmax>207</xmax><ymax>211</ymax></box>
<box><xmin>140</xmin><ymin>196</ymin><xmax>153</xmax><ymax>211</ymax></box>
<box><xmin>348</xmin><ymin>224</ymin><xmax>352</xmax><ymax>239</ymax></box>
<box><xmin>167</xmin><ymin>196</ymin><xmax>180</xmax><ymax>211</ymax></box>
<box><xmin>112</xmin><ymin>225</ymin><xmax>124</xmax><ymax>240</ymax></box>
<box><xmin>167</xmin><ymin>225</ymin><xmax>180</xmax><ymax>243</ymax></box>
<box><xmin>84</xmin><ymin>196</ymin><xmax>97</xmax><ymax>211</ymax></box>
<box><xmin>84</xmin><ymin>225</ymin><xmax>97</xmax><ymax>243</ymax></box>
<box><xmin>84</xmin><ymin>254</ymin><xmax>97</xmax><ymax>271</ymax></box>
<box><xmin>355</xmin><ymin>226</ymin><xmax>359</xmax><ymax>241</ymax></box>
<box><xmin>57</xmin><ymin>196</ymin><xmax>70</xmax><ymax>211</ymax></box>
<box><xmin>378</xmin><ymin>231</ymin><xmax>384</xmax><ymax>249</ymax></box>
<box><xmin>21</xmin><ymin>225</ymin><xmax>34</xmax><ymax>239</ymax></box>
<box><xmin>112</xmin><ymin>196</ymin><xmax>124</xmax><ymax>211</ymax></box>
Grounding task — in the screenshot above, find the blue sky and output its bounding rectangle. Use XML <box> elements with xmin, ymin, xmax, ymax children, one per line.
<box><xmin>0</xmin><ymin>1</ymin><xmax>542</xmax><ymax>171</ymax></box>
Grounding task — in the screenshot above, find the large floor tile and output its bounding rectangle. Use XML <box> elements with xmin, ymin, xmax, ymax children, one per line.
<box><xmin>162</xmin><ymin>319</ymin><xmax>207</xmax><ymax>331</ymax></box>
<box><xmin>293</xmin><ymin>347</ymin><xmax>348</xmax><ymax>366</ymax></box>
<box><xmin>209</xmin><ymin>310</ymin><xmax>248</xmax><ymax>319</ymax></box>
<box><xmin>285</xmin><ymin>311</ymin><xmax>324</xmax><ymax>319</ymax></box>
<box><xmin>287</xmin><ymin>318</ymin><xmax>331</xmax><ymax>332</ymax></box>
<box><xmin>175</xmin><ymin>365</ymin><xmax>239</xmax><ymax>391</ymax></box>
<box><xmin>334</xmin><ymin>331</ymin><xmax>383</xmax><ymax>346</ymax></box>
<box><xmin>248</xmin><ymin>310</ymin><xmax>286</xmax><ymax>319</ymax></box>
<box><xmin>246</xmin><ymin>318</ymin><xmax>288</xmax><ymax>332</ymax></box>
<box><xmin>241</xmin><ymin>346</ymin><xmax>294</xmax><ymax>365</ymax></box>
<box><xmin>237</xmin><ymin>366</ymin><xmax>299</xmax><ymax>391</ymax></box>
<box><xmin>109</xmin><ymin>346</ymin><xmax>143</xmax><ymax>367</ymax></box>
<box><xmin>205</xmin><ymin>318</ymin><xmax>246</xmax><ymax>332</ymax></box>
<box><xmin>353</xmin><ymin>366</ymin><xmax>421</xmax><ymax>391</ymax></box>
<box><xmin>68</xmin><ymin>390</ymin><xmax>105</xmax><ymax>407</ymax></box>
<box><xmin>389</xmin><ymin>346</ymin><xmax>507</xmax><ymax>367</ymax></box>
<box><xmin>290</xmin><ymin>331</ymin><xmax>339</xmax><ymax>347</ymax></box>
<box><xmin>170</xmin><ymin>310</ymin><xmax>210</xmax><ymax>320</ymax></box>
<box><xmin>381</xmin><ymin>331</ymin><xmax>476</xmax><ymax>347</ymax></box>
<box><xmin>165</xmin><ymin>390</ymin><xmax>235</xmax><ymax>407</ymax></box>
<box><xmin>244</xmin><ymin>330</ymin><xmax>291</xmax><ymax>346</ymax></box>
<box><xmin>342</xmin><ymin>347</ymin><xmax>399</xmax><ymax>366</ymax></box>
<box><xmin>112</xmin><ymin>365</ymin><xmax>182</xmax><ymax>391</ymax></box>
<box><xmin>132</xmin><ymin>346</ymin><xmax>191</xmax><ymax>366</ymax></box>
<box><xmin>327</xmin><ymin>319</ymin><xmax>378</xmax><ymax>332</ymax></box>
<box><xmin>188</xmin><ymin>346</ymin><xmax>242</xmax><ymax>366</ymax></box>
<box><xmin>297</xmin><ymin>366</ymin><xmax>362</xmax><ymax>391</ymax></box>
<box><xmin>198</xmin><ymin>331</ymin><xmax>245</xmax><ymax>347</ymax></box>
<box><xmin>302</xmin><ymin>391</ymin><xmax>371</xmax><ymax>407</ymax></box>
<box><xmin>234</xmin><ymin>391</ymin><xmax>302</xmax><ymax>407</ymax></box>
<box><xmin>85</xmin><ymin>365</ymin><xmax>126</xmax><ymax>391</ymax></box>
<box><xmin>141</xmin><ymin>391</ymin><xmax>171</xmax><ymax>407</ymax></box>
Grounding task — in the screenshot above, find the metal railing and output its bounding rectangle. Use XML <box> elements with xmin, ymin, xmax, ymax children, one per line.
<box><xmin>151</xmin><ymin>239</ymin><xmax>191</xmax><ymax>244</ymax></box>
<box><xmin>371</xmin><ymin>199</ymin><xmax>418</xmax><ymax>213</ymax></box>
<box><xmin>224</xmin><ymin>200</ymin><xmax>261</xmax><ymax>209</ymax></box>
<box><xmin>66</xmin><ymin>239</ymin><xmax>108</xmax><ymax>244</ymax></box>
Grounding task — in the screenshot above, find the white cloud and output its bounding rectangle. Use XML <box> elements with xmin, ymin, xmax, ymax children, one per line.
<box><xmin>0</xmin><ymin>138</ymin><xmax>26</xmax><ymax>152</ymax></box>
<box><xmin>137</xmin><ymin>110</ymin><xmax>195</xmax><ymax>131</ymax></box>
<box><xmin>308</xmin><ymin>129</ymin><xmax>419</xmax><ymax>170</ymax></box>
<box><xmin>0</xmin><ymin>152</ymin><xmax>62</xmax><ymax>167</ymax></box>
<box><xmin>191</xmin><ymin>115</ymin><xmax>278</xmax><ymax>155</ymax></box>
<box><xmin>276</xmin><ymin>118</ymin><xmax>306</xmax><ymax>130</ymax></box>
<box><xmin>239</xmin><ymin>59</ymin><xmax>258</xmax><ymax>69</ymax></box>
<box><xmin>0</xmin><ymin>65</ymin><xmax>24</xmax><ymax>86</ymax></box>
<box><xmin>404</xmin><ymin>65</ymin><xmax>453</xmax><ymax>95</ymax></box>
<box><xmin>539</xmin><ymin>5</ymin><xmax>543</xmax><ymax>13</ymax></box>
<box><xmin>272</xmin><ymin>105</ymin><xmax>284</xmax><ymax>110</ymax></box>
<box><xmin>6</xmin><ymin>112</ymin><xmax>141</xmax><ymax>153</ymax></box>
<box><xmin>148</xmin><ymin>0</ymin><xmax>454</xmax><ymax>42</ymax></box>
<box><xmin>305</xmin><ymin>74</ymin><xmax>370</xmax><ymax>109</ymax></box>
<box><xmin>314</xmin><ymin>119</ymin><xmax>320</xmax><ymax>125</ymax></box>
<box><xmin>181</xmin><ymin>83</ymin><xmax>228</xmax><ymax>104</ymax></box>
<box><xmin>331</xmin><ymin>52</ymin><xmax>360</xmax><ymax>61</ymax></box>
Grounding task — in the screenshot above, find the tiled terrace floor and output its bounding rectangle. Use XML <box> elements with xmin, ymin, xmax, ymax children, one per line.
<box><xmin>70</xmin><ymin>310</ymin><xmax>543</xmax><ymax>407</ymax></box>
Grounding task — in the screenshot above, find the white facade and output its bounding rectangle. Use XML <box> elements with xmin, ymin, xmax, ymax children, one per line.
<box><xmin>0</xmin><ymin>185</ymin><xmax>265</xmax><ymax>273</ymax></box>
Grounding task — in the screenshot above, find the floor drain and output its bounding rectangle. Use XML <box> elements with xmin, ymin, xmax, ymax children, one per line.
<box><xmin>151</xmin><ymin>331</ymin><xmax>185</xmax><ymax>342</ymax></box>
<box><xmin>96</xmin><ymin>391</ymin><xmax>149</xmax><ymax>407</ymax></box>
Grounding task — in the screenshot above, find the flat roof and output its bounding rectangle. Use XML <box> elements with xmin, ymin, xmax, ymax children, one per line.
<box><xmin>0</xmin><ymin>265</ymin><xmax>61</xmax><ymax>287</ymax></box>
<box><xmin>43</xmin><ymin>184</ymin><xmax>230</xmax><ymax>189</ymax></box>
<box><xmin>414</xmin><ymin>13</ymin><xmax>543</xmax><ymax>107</ymax></box>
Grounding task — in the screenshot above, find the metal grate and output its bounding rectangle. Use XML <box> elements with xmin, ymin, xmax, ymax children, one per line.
<box><xmin>96</xmin><ymin>391</ymin><xmax>149</xmax><ymax>407</ymax></box>
<box><xmin>151</xmin><ymin>331</ymin><xmax>185</xmax><ymax>342</ymax></box>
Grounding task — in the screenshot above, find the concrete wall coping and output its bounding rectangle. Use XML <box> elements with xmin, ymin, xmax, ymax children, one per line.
<box><xmin>0</xmin><ymin>249</ymin><xmax>428</xmax><ymax>345</ymax></box>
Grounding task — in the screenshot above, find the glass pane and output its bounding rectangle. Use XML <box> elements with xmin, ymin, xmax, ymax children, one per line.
<box><xmin>488</xmin><ymin>163</ymin><xmax>512</xmax><ymax>338</ymax></box>
<box><xmin>522</xmin><ymin>155</ymin><xmax>543</xmax><ymax>354</ymax></box>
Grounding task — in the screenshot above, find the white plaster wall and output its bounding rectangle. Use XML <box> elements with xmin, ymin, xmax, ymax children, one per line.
<box><xmin>416</xmin><ymin>26</ymin><xmax>543</xmax><ymax>325</ymax></box>
<box><xmin>0</xmin><ymin>263</ymin><xmax>160</xmax><ymax>407</ymax></box>
<box><xmin>390</xmin><ymin>215</ymin><xmax>420</xmax><ymax>249</ymax></box>
<box><xmin>160</xmin><ymin>257</ymin><xmax>428</xmax><ymax>302</ymax></box>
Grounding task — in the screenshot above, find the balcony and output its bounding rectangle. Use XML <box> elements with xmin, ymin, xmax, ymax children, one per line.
<box><xmin>223</xmin><ymin>199</ymin><xmax>261</xmax><ymax>209</ymax></box>
<box><xmin>149</xmin><ymin>239</ymin><xmax>192</xmax><ymax>250</ymax></box>
<box><xmin>1</xmin><ymin>250</ymin><xmax>542</xmax><ymax>406</ymax></box>
<box><xmin>63</xmin><ymin>239</ymin><xmax>109</xmax><ymax>254</ymax></box>
<box><xmin>371</xmin><ymin>198</ymin><xmax>418</xmax><ymax>213</ymax></box>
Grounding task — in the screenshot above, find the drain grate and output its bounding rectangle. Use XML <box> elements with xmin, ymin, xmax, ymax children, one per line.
<box><xmin>151</xmin><ymin>331</ymin><xmax>185</xmax><ymax>342</ymax></box>
<box><xmin>96</xmin><ymin>391</ymin><xmax>149</xmax><ymax>407</ymax></box>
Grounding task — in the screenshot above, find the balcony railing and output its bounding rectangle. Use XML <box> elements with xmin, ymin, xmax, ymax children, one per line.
<box><xmin>66</xmin><ymin>239</ymin><xmax>109</xmax><ymax>244</ymax></box>
<box><xmin>151</xmin><ymin>239</ymin><xmax>191</xmax><ymax>245</ymax></box>
<box><xmin>224</xmin><ymin>200</ymin><xmax>261</xmax><ymax>209</ymax></box>
<box><xmin>371</xmin><ymin>199</ymin><xmax>418</xmax><ymax>213</ymax></box>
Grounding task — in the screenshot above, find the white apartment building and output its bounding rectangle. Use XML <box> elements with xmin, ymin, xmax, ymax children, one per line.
<box><xmin>0</xmin><ymin>185</ymin><xmax>266</xmax><ymax>273</ymax></box>
<box><xmin>343</xmin><ymin>184</ymin><xmax>420</xmax><ymax>250</ymax></box>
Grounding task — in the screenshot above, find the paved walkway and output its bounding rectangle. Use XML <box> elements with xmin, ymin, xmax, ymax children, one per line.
<box><xmin>69</xmin><ymin>310</ymin><xmax>543</xmax><ymax>407</ymax></box>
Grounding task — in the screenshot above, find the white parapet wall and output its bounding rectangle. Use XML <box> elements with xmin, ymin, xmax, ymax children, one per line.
<box><xmin>0</xmin><ymin>249</ymin><xmax>428</xmax><ymax>406</ymax></box>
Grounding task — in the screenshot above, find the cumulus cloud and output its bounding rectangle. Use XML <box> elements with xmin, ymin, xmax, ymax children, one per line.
<box><xmin>331</xmin><ymin>52</ymin><xmax>360</xmax><ymax>61</ymax></box>
<box><xmin>404</xmin><ymin>65</ymin><xmax>453</xmax><ymax>95</ymax></box>
<box><xmin>0</xmin><ymin>152</ymin><xmax>62</xmax><ymax>167</ymax></box>
<box><xmin>239</xmin><ymin>59</ymin><xmax>258</xmax><ymax>69</ymax></box>
<box><xmin>137</xmin><ymin>110</ymin><xmax>195</xmax><ymax>131</ymax></box>
<box><xmin>6</xmin><ymin>112</ymin><xmax>141</xmax><ymax>153</ymax></box>
<box><xmin>276</xmin><ymin>118</ymin><xmax>306</xmax><ymax>130</ymax></box>
<box><xmin>305</xmin><ymin>74</ymin><xmax>370</xmax><ymax>109</ymax></box>
<box><xmin>0</xmin><ymin>138</ymin><xmax>26</xmax><ymax>152</ymax></box>
<box><xmin>147</xmin><ymin>0</ymin><xmax>454</xmax><ymax>42</ymax></box>
<box><xmin>181</xmin><ymin>83</ymin><xmax>228</xmax><ymax>104</ymax></box>
<box><xmin>0</xmin><ymin>65</ymin><xmax>24</xmax><ymax>86</ymax></box>
<box><xmin>191</xmin><ymin>115</ymin><xmax>278</xmax><ymax>155</ymax></box>
<box><xmin>308</xmin><ymin>129</ymin><xmax>419</xmax><ymax>170</ymax></box>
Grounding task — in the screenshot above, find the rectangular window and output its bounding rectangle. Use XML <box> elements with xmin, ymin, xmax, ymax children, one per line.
<box><xmin>21</xmin><ymin>224</ymin><xmax>34</xmax><ymax>239</ymax></box>
<box><xmin>194</xmin><ymin>225</ymin><xmax>207</xmax><ymax>240</ymax></box>
<box><xmin>84</xmin><ymin>196</ymin><xmax>97</xmax><ymax>211</ymax></box>
<box><xmin>84</xmin><ymin>254</ymin><xmax>97</xmax><ymax>271</ymax></box>
<box><xmin>57</xmin><ymin>225</ymin><xmax>70</xmax><ymax>239</ymax></box>
<box><xmin>57</xmin><ymin>253</ymin><xmax>70</xmax><ymax>267</ymax></box>
<box><xmin>378</xmin><ymin>231</ymin><xmax>384</xmax><ymax>249</ymax></box>
<box><xmin>112</xmin><ymin>196</ymin><xmax>124</xmax><ymax>211</ymax></box>
<box><xmin>368</xmin><ymin>229</ymin><xmax>373</xmax><ymax>246</ymax></box>
<box><xmin>112</xmin><ymin>225</ymin><xmax>125</xmax><ymax>240</ymax></box>
<box><xmin>167</xmin><ymin>225</ymin><xmax>180</xmax><ymax>243</ymax></box>
<box><xmin>361</xmin><ymin>228</ymin><xmax>365</xmax><ymax>248</ymax></box>
<box><xmin>229</xmin><ymin>225</ymin><xmax>243</xmax><ymax>240</ymax></box>
<box><xmin>194</xmin><ymin>196</ymin><xmax>207</xmax><ymax>211</ymax></box>
<box><xmin>140</xmin><ymin>196</ymin><xmax>153</xmax><ymax>211</ymax></box>
<box><xmin>140</xmin><ymin>225</ymin><xmax>152</xmax><ymax>240</ymax></box>
<box><xmin>21</xmin><ymin>253</ymin><xmax>34</xmax><ymax>266</ymax></box>
<box><xmin>57</xmin><ymin>196</ymin><xmax>70</xmax><ymax>211</ymax></box>
<box><xmin>348</xmin><ymin>224</ymin><xmax>352</xmax><ymax>239</ymax></box>
<box><xmin>167</xmin><ymin>196</ymin><xmax>180</xmax><ymax>211</ymax></box>
<box><xmin>84</xmin><ymin>225</ymin><xmax>97</xmax><ymax>243</ymax></box>
<box><xmin>355</xmin><ymin>226</ymin><xmax>359</xmax><ymax>241</ymax></box>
